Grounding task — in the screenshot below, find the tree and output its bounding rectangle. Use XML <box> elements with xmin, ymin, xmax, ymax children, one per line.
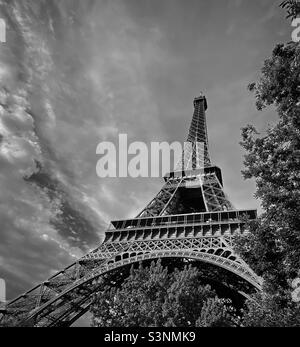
<box><xmin>241</xmin><ymin>292</ymin><xmax>300</xmax><ymax>327</ymax></box>
<box><xmin>280</xmin><ymin>0</ymin><xmax>300</xmax><ymax>19</ymax></box>
<box><xmin>235</xmin><ymin>26</ymin><xmax>300</xmax><ymax>324</ymax></box>
<box><xmin>196</xmin><ymin>298</ymin><xmax>239</xmax><ymax>327</ymax></box>
<box><xmin>90</xmin><ymin>260</ymin><xmax>237</xmax><ymax>327</ymax></box>
<box><xmin>238</xmin><ymin>41</ymin><xmax>300</xmax><ymax>290</ymax></box>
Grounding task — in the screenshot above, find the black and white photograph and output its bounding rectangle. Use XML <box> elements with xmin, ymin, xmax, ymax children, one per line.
<box><xmin>0</xmin><ymin>0</ymin><xmax>299</xmax><ymax>331</ymax></box>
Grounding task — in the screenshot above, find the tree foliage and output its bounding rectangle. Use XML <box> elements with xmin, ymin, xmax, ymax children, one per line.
<box><xmin>280</xmin><ymin>0</ymin><xmax>300</xmax><ymax>19</ymax></box>
<box><xmin>241</xmin><ymin>292</ymin><xmax>300</xmax><ymax>327</ymax></box>
<box><xmin>90</xmin><ymin>260</ymin><xmax>237</xmax><ymax>327</ymax></box>
<box><xmin>196</xmin><ymin>298</ymin><xmax>237</xmax><ymax>327</ymax></box>
<box><xmin>236</xmin><ymin>40</ymin><xmax>300</xmax><ymax>325</ymax></box>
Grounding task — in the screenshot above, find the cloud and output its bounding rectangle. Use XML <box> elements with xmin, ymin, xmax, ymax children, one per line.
<box><xmin>0</xmin><ymin>87</ymin><xmax>76</xmax><ymax>298</ymax></box>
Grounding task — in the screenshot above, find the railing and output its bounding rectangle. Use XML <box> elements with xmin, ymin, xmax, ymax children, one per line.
<box><xmin>109</xmin><ymin>209</ymin><xmax>257</xmax><ymax>231</ymax></box>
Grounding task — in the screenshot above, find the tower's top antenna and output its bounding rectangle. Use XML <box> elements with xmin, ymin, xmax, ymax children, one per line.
<box><xmin>193</xmin><ymin>92</ymin><xmax>208</xmax><ymax>110</ymax></box>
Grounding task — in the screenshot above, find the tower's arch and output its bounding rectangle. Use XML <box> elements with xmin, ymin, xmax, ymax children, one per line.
<box><xmin>1</xmin><ymin>242</ymin><xmax>261</xmax><ymax>327</ymax></box>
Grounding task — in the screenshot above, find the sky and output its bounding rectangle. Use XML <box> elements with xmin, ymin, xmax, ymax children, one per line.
<box><xmin>0</xmin><ymin>0</ymin><xmax>294</xmax><ymax>323</ymax></box>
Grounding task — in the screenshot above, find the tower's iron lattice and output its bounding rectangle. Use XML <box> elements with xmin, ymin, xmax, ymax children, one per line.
<box><xmin>0</xmin><ymin>94</ymin><xmax>261</xmax><ymax>327</ymax></box>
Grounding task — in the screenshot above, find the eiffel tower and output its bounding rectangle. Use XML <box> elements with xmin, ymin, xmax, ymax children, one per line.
<box><xmin>1</xmin><ymin>94</ymin><xmax>261</xmax><ymax>327</ymax></box>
